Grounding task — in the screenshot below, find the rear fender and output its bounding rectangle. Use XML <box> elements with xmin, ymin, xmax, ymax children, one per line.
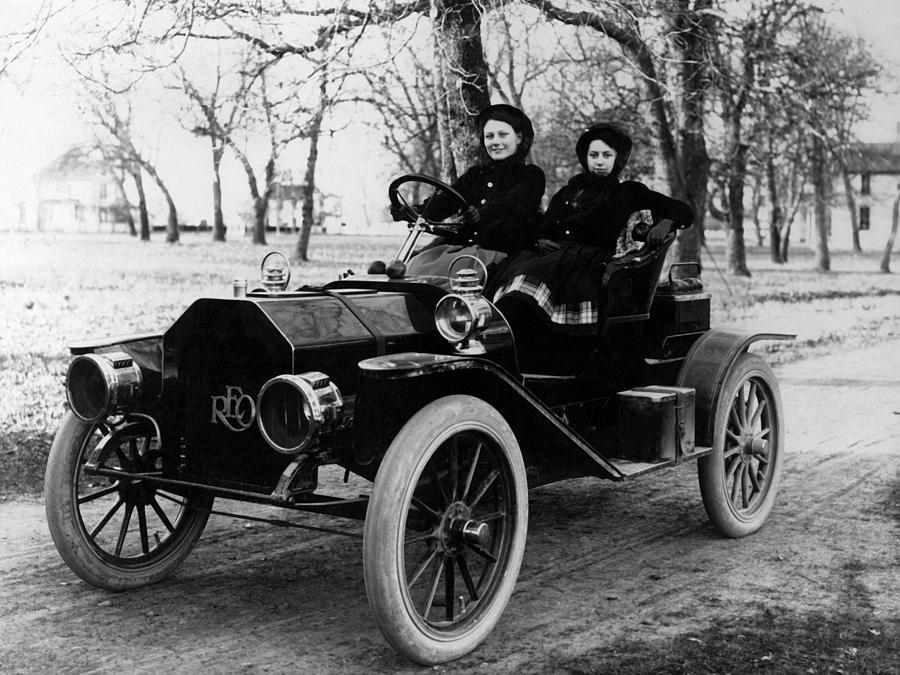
<box><xmin>675</xmin><ymin>326</ymin><xmax>794</xmax><ymax>447</ymax></box>
<box><xmin>351</xmin><ymin>352</ymin><xmax>622</xmax><ymax>485</ymax></box>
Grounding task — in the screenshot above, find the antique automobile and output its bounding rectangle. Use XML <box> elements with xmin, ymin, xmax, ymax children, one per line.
<box><xmin>44</xmin><ymin>174</ymin><xmax>791</xmax><ymax>665</ymax></box>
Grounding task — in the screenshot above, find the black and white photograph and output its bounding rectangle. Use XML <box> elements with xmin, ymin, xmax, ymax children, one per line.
<box><xmin>1</xmin><ymin>0</ymin><xmax>899</xmax><ymax>672</ymax></box>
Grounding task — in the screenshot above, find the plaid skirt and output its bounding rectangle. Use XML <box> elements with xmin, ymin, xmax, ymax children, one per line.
<box><xmin>490</xmin><ymin>245</ymin><xmax>611</xmax><ymax>334</ymax></box>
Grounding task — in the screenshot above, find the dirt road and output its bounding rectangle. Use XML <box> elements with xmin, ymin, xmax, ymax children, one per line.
<box><xmin>2</xmin><ymin>340</ymin><xmax>899</xmax><ymax>674</ymax></box>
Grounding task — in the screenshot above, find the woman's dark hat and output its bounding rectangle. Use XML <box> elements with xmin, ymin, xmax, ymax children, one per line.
<box><xmin>476</xmin><ymin>103</ymin><xmax>534</xmax><ymax>158</ymax></box>
<box><xmin>575</xmin><ymin>124</ymin><xmax>632</xmax><ymax>177</ymax></box>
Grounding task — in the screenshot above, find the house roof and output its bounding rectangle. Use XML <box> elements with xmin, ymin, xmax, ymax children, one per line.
<box><xmin>36</xmin><ymin>146</ymin><xmax>113</xmax><ymax>182</ymax></box>
<box><xmin>844</xmin><ymin>142</ymin><xmax>900</xmax><ymax>175</ymax></box>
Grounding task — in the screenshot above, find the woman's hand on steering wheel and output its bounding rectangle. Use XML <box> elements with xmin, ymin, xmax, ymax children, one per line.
<box><xmin>387</xmin><ymin>174</ymin><xmax>470</xmax><ymax>236</ymax></box>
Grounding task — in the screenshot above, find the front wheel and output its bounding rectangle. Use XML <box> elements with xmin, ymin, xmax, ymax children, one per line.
<box><xmin>363</xmin><ymin>395</ymin><xmax>528</xmax><ymax>665</ymax></box>
<box><xmin>44</xmin><ymin>411</ymin><xmax>213</xmax><ymax>590</ymax></box>
<box><xmin>698</xmin><ymin>353</ymin><xmax>785</xmax><ymax>537</ymax></box>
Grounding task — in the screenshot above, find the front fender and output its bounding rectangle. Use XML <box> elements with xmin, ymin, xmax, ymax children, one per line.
<box><xmin>350</xmin><ymin>352</ymin><xmax>622</xmax><ymax>485</ymax></box>
<box><xmin>675</xmin><ymin>326</ymin><xmax>794</xmax><ymax>447</ymax></box>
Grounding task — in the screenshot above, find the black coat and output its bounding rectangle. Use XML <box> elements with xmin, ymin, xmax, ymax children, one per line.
<box><xmin>541</xmin><ymin>174</ymin><xmax>694</xmax><ymax>254</ymax></box>
<box><xmin>428</xmin><ymin>159</ymin><xmax>546</xmax><ymax>254</ymax></box>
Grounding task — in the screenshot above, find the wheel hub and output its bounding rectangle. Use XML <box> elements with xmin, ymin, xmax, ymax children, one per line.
<box><xmin>738</xmin><ymin>433</ymin><xmax>767</xmax><ymax>459</ymax></box>
<box><xmin>119</xmin><ymin>478</ymin><xmax>156</xmax><ymax>506</ymax></box>
<box><xmin>439</xmin><ymin>502</ymin><xmax>489</xmax><ymax>555</ymax></box>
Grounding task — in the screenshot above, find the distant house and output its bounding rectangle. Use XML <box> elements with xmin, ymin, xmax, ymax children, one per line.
<box><xmin>30</xmin><ymin>146</ymin><xmax>129</xmax><ymax>233</ymax></box>
<box><xmin>831</xmin><ymin>134</ymin><xmax>900</xmax><ymax>249</ymax></box>
<box><xmin>261</xmin><ymin>176</ymin><xmax>341</xmax><ymax>234</ymax></box>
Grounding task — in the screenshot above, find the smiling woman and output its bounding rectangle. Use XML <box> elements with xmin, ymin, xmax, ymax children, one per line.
<box><xmin>400</xmin><ymin>104</ymin><xmax>546</xmax><ymax>278</ymax></box>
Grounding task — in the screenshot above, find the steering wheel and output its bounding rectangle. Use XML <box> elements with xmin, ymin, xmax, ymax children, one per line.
<box><xmin>387</xmin><ymin>174</ymin><xmax>470</xmax><ymax>237</ymax></box>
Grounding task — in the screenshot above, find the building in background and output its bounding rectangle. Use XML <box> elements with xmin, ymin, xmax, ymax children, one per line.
<box><xmin>25</xmin><ymin>146</ymin><xmax>129</xmax><ymax>233</ymax></box>
<box><xmin>828</xmin><ymin>126</ymin><xmax>900</xmax><ymax>251</ymax></box>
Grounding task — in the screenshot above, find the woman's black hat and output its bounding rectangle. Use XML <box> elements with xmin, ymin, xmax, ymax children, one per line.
<box><xmin>476</xmin><ymin>103</ymin><xmax>534</xmax><ymax>158</ymax></box>
<box><xmin>575</xmin><ymin>124</ymin><xmax>632</xmax><ymax>177</ymax></box>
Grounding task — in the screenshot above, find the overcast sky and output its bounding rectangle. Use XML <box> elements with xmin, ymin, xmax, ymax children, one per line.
<box><xmin>1</xmin><ymin>0</ymin><xmax>898</xmax><ymax>229</ymax></box>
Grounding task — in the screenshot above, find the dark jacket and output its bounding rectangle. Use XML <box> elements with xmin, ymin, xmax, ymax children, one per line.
<box><xmin>428</xmin><ymin>158</ymin><xmax>546</xmax><ymax>254</ymax></box>
<box><xmin>541</xmin><ymin>174</ymin><xmax>693</xmax><ymax>254</ymax></box>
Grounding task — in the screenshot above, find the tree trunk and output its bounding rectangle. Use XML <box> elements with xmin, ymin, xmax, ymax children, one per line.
<box><xmin>669</xmin><ymin>0</ymin><xmax>714</xmax><ymax>267</ymax></box>
<box><xmin>212</xmin><ymin>144</ymin><xmax>226</xmax><ymax>242</ymax></box>
<box><xmin>766</xmin><ymin>156</ymin><xmax>783</xmax><ymax>263</ymax></box>
<box><xmin>840</xmin><ymin>164</ymin><xmax>861</xmax><ymax>253</ymax></box>
<box><xmin>141</xmin><ymin>160</ymin><xmax>179</xmax><ymax>244</ymax></box>
<box><xmin>726</xmin><ymin>140</ymin><xmax>751</xmax><ymax>276</ymax></box>
<box><xmin>751</xmin><ymin>178</ymin><xmax>764</xmax><ymax>247</ymax></box>
<box><xmin>811</xmin><ymin>135</ymin><xmax>830</xmax><ymax>272</ymax></box>
<box><xmin>431</xmin><ymin>0</ymin><xmax>491</xmax><ymax>176</ymax></box>
<box><xmin>230</xmin><ymin>142</ymin><xmax>267</xmax><ymax>245</ymax></box>
<box><xmin>130</xmin><ymin>167</ymin><xmax>150</xmax><ymax>242</ymax></box>
<box><xmin>296</xmin><ymin>74</ymin><xmax>327</xmax><ymax>263</ymax></box>
<box><xmin>254</xmin><ymin>156</ymin><xmax>276</xmax><ymax>246</ymax></box>
<box><xmin>112</xmin><ymin>167</ymin><xmax>137</xmax><ymax>236</ymax></box>
<box><xmin>881</xmin><ymin>188</ymin><xmax>899</xmax><ymax>273</ymax></box>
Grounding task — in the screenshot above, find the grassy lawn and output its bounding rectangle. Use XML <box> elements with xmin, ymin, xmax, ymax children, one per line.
<box><xmin>1</xmin><ymin>229</ymin><xmax>899</xmax><ymax>498</ymax></box>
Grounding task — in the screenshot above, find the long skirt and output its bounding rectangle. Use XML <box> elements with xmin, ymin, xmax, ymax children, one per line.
<box><xmin>490</xmin><ymin>245</ymin><xmax>611</xmax><ymax>335</ymax></box>
<box><xmin>406</xmin><ymin>243</ymin><xmax>508</xmax><ymax>279</ymax></box>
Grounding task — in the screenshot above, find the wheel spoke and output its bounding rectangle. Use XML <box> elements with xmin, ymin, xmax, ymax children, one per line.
<box><xmin>407</xmin><ymin>544</ymin><xmax>441</xmax><ymax>589</ymax></box>
<box><xmin>404</xmin><ymin>531</ymin><xmax>434</xmax><ymax>545</ymax></box>
<box><xmin>113</xmin><ymin>445</ymin><xmax>130</xmax><ymax>470</ymax></box>
<box><xmin>729</xmin><ymin>405</ymin><xmax>742</xmax><ymax>434</ymax></box>
<box><xmin>749</xmin><ymin>464</ymin><xmax>762</xmax><ymax>493</ymax></box>
<box><xmin>155</xmin><ymin>490</ymin><xmax>189</xmax><ymax>506</ymax></box>
<box><xmin>468</xmin><ymin>543</ymin><xmax>497</xmax><ymax>564</ymax></box>
<box><xmin>429</xmin><ymin>464</ymin><xmax>449</xmax><ymax>509</ymax></box>
<box><xmin>457</xmin><ymin>554</ymin><xmax>479</xmax><ymax>601</ymax></box>
<box><xmin>137</xmin><ymin>505</ymin><xmax>150</xmax><ymax>554</ymax></box>
<box><xmin>448</xmin><ymin>441</ymin><xmax>459</xmax><ymax>503</ymax></box>
<box><xmin>114</xmin><ymin>503</ymin><xmax>135</xmax><ymax>556</ymax></box>
<box><xmin>444</xmin><ymin>555</ymin><xmax>455</xmax><ymax>621</ymax></box>
<box><xmin>148</xmin><ymin>496</ymin><xmax>176</xmax><ymax>533</ymax></box>
<box><xmin>78</xmin><ymin>482</ymin><xmax>120</xmax><ymax>505</ymax></box>
<box><xmin>421</xmin><ymin>556</ymin><xmax>445</xmax><ymax>618</ymax></box>
<box><xmin>737</xmin><ymin>384</ymin><xmax>749</xmax><ymax>427</ymax></box>
<box><xmin>725</xmin><ymin>455</ymin><xmax>741</xmax><ymax>482</ymax></box>
<box><xmin>88</xmin><ymin>497</ymin><xmax>124</xmax><ymax>540</ymax></box>
<box><xmin>728</xmin><ymin>460</ymin><xmax>742</xmax><ymax>505</ymax></box>
<box><xmin>468</xmin><ymin>469</ymin><xmax>499</xmax><ymax>509</ymax></box>
<box><xmin>473</xmin><ymin>510</ymin><xmax>505</xmax><ymax>523</ymax></box>
<box><xmin>745</xmin><ymin>382</ymin><xmax>759</xmax><ymax>424</ymax></box>
<box><xmin>461</xmin><ymin>442</ymin><xmax>483</xmax><ymax>502</ymax></box>
<box><xmin>741</xmin><ymin>464</ymin><xmax>751</xmax><ymax>508</ymax></box>
<box><xmin>723</xmin><ymin>443</ymin><xmax>741</xmax><ymax>458</ymax></box>
<box><xmin>748</xmin><ymin>392</ymin><xmax>767</xmax><ymax>429</ymax></box>
<box><xmin>411</xmin><ymin>497</ymin><xmax>442</xmax><ymax>523</ymax></box>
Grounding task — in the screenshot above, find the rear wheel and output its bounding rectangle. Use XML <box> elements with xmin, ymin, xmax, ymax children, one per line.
<box><xmin>698</xmin><ymin>353</ymin><xmax>784</xmax><ymax>537</ymax></box>
<box><xmin>363</xmin><ymin>395</ymin><xmax>528</xmax><ymax>665</ymax></box>
<box><xmin>45</xmin><ymin>411</ymin><xmax>212</xmax><ymax>590</ymax></box>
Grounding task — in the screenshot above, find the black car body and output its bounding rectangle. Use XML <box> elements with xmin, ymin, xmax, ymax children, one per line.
<box><xmin>45</xmin><ymin>176</ymin><xmax>791</xmax><ymax>665</ymax></box>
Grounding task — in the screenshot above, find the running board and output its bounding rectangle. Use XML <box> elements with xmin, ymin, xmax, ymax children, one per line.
<box><xmin>609</xmin><ymin>445</ymin><xmax>713</xmax><ymax>479</ymax></box>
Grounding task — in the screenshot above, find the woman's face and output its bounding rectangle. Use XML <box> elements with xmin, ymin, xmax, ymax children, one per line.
<box><xmin>586</xmin><ymin>139</ymin><xmax>617</xmax><ymax>176</ymax></box>
<box><xmin>483</xmin><ymin>119</ymin><xmax>521</xmax><ymax>161</ymax></box>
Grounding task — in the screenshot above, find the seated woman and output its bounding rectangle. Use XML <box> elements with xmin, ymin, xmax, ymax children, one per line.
<box><xmin>400</xmin><ymin>104</ymin><xmax>545</xmax><ymax>277</ymax></box>
<box><xmin>490</xmin><ymin>123</ymin><xmax>693</xmax><ymax>334</ymax></box>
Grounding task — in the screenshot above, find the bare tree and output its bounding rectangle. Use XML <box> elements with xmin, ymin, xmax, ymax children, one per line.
<box><xmin>772</xmin><ymin>11</ymin><xmax>880</xmax><ymax>271</ymax></box>
<box><xmin>0</xmin><ymin>0</ymin><xmax>53</xmax><ymax>76</ymax></box>
<box><xmin>357</xmin><ymin>48</ymin><xmax>442</xmax><ymax>182</ymax></box>
<box><xmin>82</xmin><ymin>87</ymin><xmax>180</xmax><ymax>242</ymax></box>
<box><xmin>881</xmin><ymin>183</ymin><xmax>899</xmax><ymax>274</ymax></box>
<box><xmin>523</xmin><ymin>0</ymin><xmax>716</xmax><ymax>267</ymax></box>
<box><xmin>431</xmin><ymin>0</ymin><xmax>492</xmax><ymax>178</ymax></box>
<box><xmin>707</xmin><ymin>1</ymin><xmax>815</xmax><ymax>276</ymax></box>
